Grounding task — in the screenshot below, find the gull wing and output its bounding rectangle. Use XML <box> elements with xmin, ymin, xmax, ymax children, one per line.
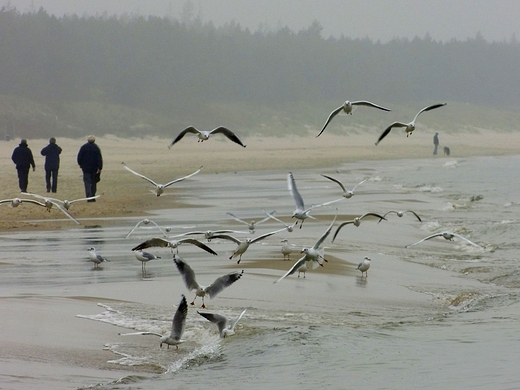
<box><xmin>210</xmin><ymin>126</ymin><xmax>246</xmax><ymax>147</ymax></box>
<box><xmin>274</xmin><ymin>254</ymin><xmax>308</xmax><ymax>283</ymax></box>
<box><xmin>131</xmin><ymin>237</ymin><xmax>171</xmax><ymax>251</ymax></box>
<box><xmin>250</xmin><ymin>230</ymin><xmax>278</xmax><ymax>244</ymax></box>
<box><xmin>375</xmin><ymin>122</ymin><xmax>408</xmax><ymax>145</ymax></box>
<box><xmin>321</xmin><ymin>174</ymin><xmax>347</xmax><ymax>192</ymax></box>
<box><xmin>197</xmin><ymin>311</ymin><xmax>228</xmax><ymax>337</ymax></box>
<box><xmin>413</xmin><ymin>103</ymin><xmax>447</xmax><ymax>123</ymax></box>
<box><xmin>229</xmin><ymin>309</ymin><xmax>247</xmax><ymax>332</ymax></box>
<box><xmin>168</xmin><ymin>126</ymin><xmax>201</xmax><ymax>148</ymax></box>
<box><xmin>122</xmin><ymin>162</ymin><xmax>160</xmax><ymax>187</ymax></box>
<box><xmin>332</xmin><ymin>221</ymin><xmax>354</xmax><ymax>242</ymax></box>
<box><xmin>359</xmin><ymin>212</ymin><xmax>386</xmax><ymax>221</ymax></box>
<box><xmin>255</xmin><ymin>210</ymin><xmax>276</xmax><ymax>225</ymax></box>
<box><xmin>405</xmin><ymin>233</ymin><xmax>443</xmax><ymax>248</ymax></box>
<box><xmin>316</xmin><ymin>105</ymin><xmax>343</xmax><ymax>137</ymax></box>
<box><xmin>50</xmin><ymin>201</ymin><xmax>80</xmax><ymax>224</ymax></box>
<box><xmin>210</xmin><ymin>234</ymin><xmax>242</xmax><ymax>245</ymax></box>
<box><xmin>119</xmin><ymin>331</ymin><xmax>163</xmax><ymax>337</ymax></box>
<box><xmin>173</xmin><ymin>257</ymin><xmax>200</xmax><ymax>291</ymax></box>
<box><xmin>227</xmin><ymin>212</ymin><xmax>248</xmax><ymax>226</ymax></box>
<box><xmin>452</xmin><ymin>233</ymin><xmax>484</xmax><ymax>248</ymax></box>
<box><xmin>125</xmin><ymin>219</ymin><xmax>163</xmax><ymax>239</ymax></box>
<box><xmin>351</xmin><ymin>178</ymin><xmax>368</xmax><ymax>192</ymax></box>
<box><xmin>163</xmin><ymin>166</ymin><xmax>203</xmax><ymax>188</ymax></box>
<box><xmin>170</xmin><ymin>295</ymin><xmax>188</xmax><ymax>341</ymax></box>
<box><xmin>67</xmin><ymin>195</ymin><xmax>101</xmax><ymax>205</ymax></box>
<box><xmin>205</xmin><ymin>270</ymin><xmax>244</xmax><ymax>299</ymax></box>
<box><xmin>313</xmin><ymin>215</ymin><xmax>337</xmax><ymax>250</ymax></box>
<box><xmin>288</xmin><ymin>172</ymin><xmax>305</xmax><ymax>210</ymax></box>
<box><xmin>177</xmin><ymin>238</ymin><xmax>218</xmax><ymax>255</ymax></box>
<box><xmin>351</xmin><ymin>100</ymin><xmax>391</xmax><ymax>111</ymax></box>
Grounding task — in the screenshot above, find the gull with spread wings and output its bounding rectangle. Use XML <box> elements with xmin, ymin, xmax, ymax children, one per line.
<box><xmin>226</xmin><ymin>210</ymin><xmax>275</xmax><ymax>233</ymax></box>
<box><xmin>321</xmin><ymin>174</ymin><xmax>367</xmax><ymax>200</ymax></box>
<box><xmin>211</xmin><ymin>229</ymin><xmax>281</xmax><ymax>264</ymax></box>
<box><xmin>198</xmin><ymin>309</ymin><xmax>247</xmax><ymax>338</ymax></box>
<box><xmin>168</xmin><ymin>126</ymin><xmax>246</xmax><ymax>148</ymax></box>
<box><xmin>332</xmin><ymin>212</ymin><xmax>387</xmax><ymax>242</ymax></box>
<box><xmin>405</xmin><ymin>231</ymin><xmax>484</xmax><ymax>249</ymax></box>
<box><xmin>131</xmin><ymin>237</ymin><xmax>218</xmax><ymax>256</ymax></box>
<box><xmin>22</xmin><ymin>192</ymin><xmax>80</xmax><ymax>224</ymax></box>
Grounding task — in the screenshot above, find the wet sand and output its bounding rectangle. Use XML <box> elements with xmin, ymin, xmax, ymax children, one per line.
<box><xmin>1</xmin><ymin>129</ymin><xmax>519</xmax><ymax>388</ymax></box>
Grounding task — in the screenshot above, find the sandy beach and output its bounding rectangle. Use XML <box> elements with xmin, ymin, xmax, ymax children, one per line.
<box><xmin>1</xmin><ymin>128</ymin><xmax>519</xmax><ymax>389</ymax></box>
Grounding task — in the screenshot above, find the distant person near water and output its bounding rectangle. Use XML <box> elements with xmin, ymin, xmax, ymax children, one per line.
<box><xmin>40</xmin><ymin>137</ymin><xmax>62</xmax><ymax>193</ymax></box>
<box><xmin>433</xmin><ymin>132</ymin><xmax>439</xmax><ymax>155</ymax></box>
<box><xmin>11</xmin><ymin>139</ymin><xmax>35</xmax><ymax>192</ymax></box>
<box><xmin>77</xmin><ymin>135</ymin><xmax>103</xmax><ymax>201</ymax></box>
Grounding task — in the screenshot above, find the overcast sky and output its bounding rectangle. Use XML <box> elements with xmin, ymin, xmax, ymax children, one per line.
<box><xmin>5</xmin><ymin>0</ymin><xmax>520</xmax><ymax>43</ymax></box>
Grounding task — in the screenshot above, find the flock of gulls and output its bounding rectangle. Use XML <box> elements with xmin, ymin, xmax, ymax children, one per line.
<box><xmin>3</xmin><ymin>98</ymin><xmax>488</xmax><ymax>348</ymax></box>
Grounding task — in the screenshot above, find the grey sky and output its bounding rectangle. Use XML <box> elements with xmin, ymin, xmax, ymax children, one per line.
<box><xmin>5</xmin><ymin>0</ymin><xmax>520</xmax><ymax>42</ymax></box>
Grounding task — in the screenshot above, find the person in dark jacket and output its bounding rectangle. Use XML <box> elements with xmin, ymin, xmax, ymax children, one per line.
<box><xmin>11</xmin><ymin>139</ymin><xmax>36</xmax><ymax>192</ymax></box>
<box><xmin>40</xmin><ymin>137</ymin><xmax>62</xmax><ymax>193</ymax></box>
<box><xmin>77</xmin><ymin>135</ymin><xmax>103</xmax><ymax>201</ymax></box>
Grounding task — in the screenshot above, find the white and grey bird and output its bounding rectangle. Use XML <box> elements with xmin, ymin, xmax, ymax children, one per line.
<box><xmin>356</xmin><ymin>256</ymin><xmax>372</xmax><ymax>277</ymax></box>
<box><xmin>275</xmin><ymin>215</ymin><xmax>337</xmax><ymax>283</ymax></box>
<box><xmin>122</xmin><ymin>162</ymin><xmax>202</xmax><ymax>196</ymax></box>
<box><xmin>321</xmin><ymin>174</ymin><xmax>367</xmax><ymax>199</ymax></box>
<box><xmin>119</xmin><ymin>295</ymin><xmax>188</xmax><ymax>349</ymax></box>
<box><xmin>378</xmin><ymin>210</ymin><xmax>422</xmax><ymax>223</ymax></box>
<box><xmin>226</xmin><ymin>211</ymin><xmax>275</xmax><ymax>233</ymax></box>
<box><xmin>211</xmin><ymin>229</ymin><xmax>280</xmax><ymax>264</ymax></box>
<box><xmin>134</xmin><ymin>249</ymin><xmax>161</xmax><ymax>274</ymax></box>
<box><xmin>21</xmin><ymin>192</ymin><xmax>80</xmax><ymax>224</ymax></box>
<box><xmin>198</xmin><ymin>309</ymin><xmax>247</xmax><ymax>338</ymax></box>
<box><xmin>173</xmin><ymin>256</ymin><xmax>244</xmax><ymax>308</ymax></box>
<box><xmin>405</xmin><ymin>231</ymin><xmax>484</xmax><ymax>249</ymax></box>
<box><xmin>316</xmin><ymin>100</ymin><xmax>391</xmax><ymax>137</ymax></box>
<box><xmin>175</xmin><ymin>229</ymin><xmax>249</xmax><ymax>242</ymax></box>
<box><xmin>125</xmin><ymin>218</ymin><xmax>171</xmax><ymax>239</ymax></box>
<box><xmin>132</xmin><ymin>236</ymin><xmax>218</xmax><ymax>255</ymax></box>
<box><xmin>263</xmin><ymin>210</ymin><xmax>297</xmax><ymax>233</ymax></box>
<box><xmin>332</xmin><ymin>212</ymin><xmax>387</xmax><ymax>242</ymax></box>
<box><xmin>0</xmin><ymin>197</ymin><xmax>46</xmax><ymax>208</ymax></box>
<box><xmin>296</xmin><ymin>261</ymin><xmax>309</xmax><ymax>278</ymax></box>
<box><xmin>87</xmin><ymin>247</ymin><xmax>109</xmax><ymax>268</ymax></box>
<box><xmin>281</xmin><ymin>239</ymin><xmax>293</xmax><ymax>260</ymax></box>
<box><xmin>375</xmin><ymin>103</ymin><xmax>447</xmax><ymax>145</ymax></box>
<box><xmin>168</xmin><ymin>126</ymin><xmax>246</xmax><ymax>148</ymax></box>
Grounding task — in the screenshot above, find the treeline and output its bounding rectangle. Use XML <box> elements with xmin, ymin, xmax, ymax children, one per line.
<box><xmin>0</xmin><ymin>7</ymin><xmax>519</xmax><ymax>138</ymax></box>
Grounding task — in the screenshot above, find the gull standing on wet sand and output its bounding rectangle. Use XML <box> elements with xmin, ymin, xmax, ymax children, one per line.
<box><xmin>87</xmin><ymin>247</ymin><xmax>109</xmax><ymax>268</ymax></box>
<box><xmin>119</xmin><ymin>295</ymin><xmax>188</xmax><ymax>349</ymax></box>
<box><xmin>173</xmin><ymin>256</ymin><xmax>244</xmax><ymax>308</ymax></box>
<box><xmin>375</xmin><ymin>103</ymin><xmax>447</xmax><ymax>145</ymax></box>
<box><xmin>198</xmin><ymin>309</ymin><xmax>247</xmax><ymax>338</ymax></box>
<box><xmin>316</xmin><ymin>100</ymin><xmax>391</xmax><ymax>137</ymax></box>
<box><xmin>122</xmin><ymin>162</ymin><xmax>202</xmax><ymax>196</ymax></box>
<box><xmin>168</xmin><ymin>126</ymin><xmax>246</xmax><ymax>148</ymax></box>
<box><xmin>332</xmin><ymin>212</ymin><xmax>387</xmax><ymax>242</ymax></box>
<box><xmin>134</xmin><ymin>250</ymin><xmax>161</xmax><ymax>274</ymax></box>
<box><xmin>275</xmin><ymin>215</ymin><xmax>337</xmax><ymax>283</ymax></box>
<box><xmin>281</xmin><ymin>239</ymin><xmax>293</xmax><ymax>260</ymax></box>
<box><xmin>405</xmin><ymin>231</ymin><xmax>484</xmax><ymax>249</ymax></box>
<box><xmin>357</xmin><ymin>256</ymin><xmax>372</xmax><ymax>277</ymax></box>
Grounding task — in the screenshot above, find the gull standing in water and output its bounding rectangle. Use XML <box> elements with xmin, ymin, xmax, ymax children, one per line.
<box><xmin>226</xmin><ymin>211</ymin><xmax>275</xmax><ymax>233</ymax></box>
<box><xmin>134</xmin><ymin>250</ymin><xmax>161</xmax><ymax>275</ymax></box>
<box><xmin>122</xmin><ymin>162</ymin><xmax>202</xmax><ymax>196</ymax></box>
<box><xmin>332</xmin><ymin>212</ymin><xmax>387</xmax><ymax>242</ymax></box>
<box><xmin>119</xmin><ymin>295</ymin><xmax>188</xmax><ymax>349</ymax></box>
<box><xmin>87</xmin><ymin>247</ymin><xmax>109</xmax><ymax>268</ymax></box>
<box><xmin>375</xmin><ymin>103</ymin><xmax>447</xmax><ymax>145</ymax></box>
<box><xmin>405</xmin><ymin>231</ymin><xmax>484</xmax><ymax>249</ymax></box>
<box><xmin>321</xmin><ymin>174</ymin><xmax>367</xmax><ymax>200</ymax></box>
<box><xmin>280</xmin><ymin>239</ymin><xmax>293</xmax><ymax>260</ymax></box>
<box><xmin>173</xmin><ymin>256</ymin><xmax>244</xmax><ymax>308</ymax></box>
<box><xmin>22</xmin><ymin>192</ymin><xmax>80</xmax><ymax>224</ymax></box>
<box><xmin>357</xmin><ymin>256</ymin><xmax>372</xmax><ymax>277</ymax></box>
<box><xmin>131</xmin><ymin>237</ymin><xmax>218</xmax><ymax>256</ymax></box>
<box><xmin>168</xmin><ymin>126</ymin><xmax>246</xmax><ymax>148</ymax></box>
<box><xmin>198</xmin><ymin>309</ymin><xmax>247</xmax><ymax>338</ymax></box>
<box><xmin>275</xmin><ymin>215</ymin><xmax>337</xmax><ymax>283</ymax></box>
<box><xmin>378</xmin><ymin>210</ymin><xmax>422</xmax><ymax>223</ymax></box>
<box><xmin>316</xmin><ymin>100</ymin><xmax>391</xmax><ymax>137</ymax></box>
<box><xmin>211</xmin><ymin>229</ymin><xmax>281</xmax><ymax>264</ymax></box>
<box><xmin>125</xmin><ymin>218</ymin><xmax>171</xmax><ymax>239</ymax></box>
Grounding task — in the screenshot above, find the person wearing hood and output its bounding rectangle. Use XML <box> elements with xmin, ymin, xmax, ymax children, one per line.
<box><xmin>40</xmin><ymin>137</ymin><xmax>62</xmax><ymax>193</ymax></box>
<box><xmin>77</xmin><ymin>135</ymin><xmax>103</xmax><ymax>201</ymax></box>
<box><xmin>11</xmin><ymin>139</ymin><xmax>36</xmax><ymax>192</ymax></box>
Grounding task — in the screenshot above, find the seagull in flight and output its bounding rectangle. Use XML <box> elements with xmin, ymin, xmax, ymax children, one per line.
<box><xmin>226</xmin><ymin>211</ymin><xmax>275</xmax><ymax>233</ymax></box>
<box><xmin>173</xmin><ymin>256</ymin><xmax>244</xmax><ymax>308</ymax></box>
<box><xmin>125</xmin><ymin>218</ymin><xmax>171</xmax><ymax>239</ymax></box>
<box><xmin>356</xmin><ymin>256</ymin><xmax>372</xmax><ymax>277</ymax></box>
<box><xmin>87</xmin><ymin>247</ymin><xmax>109</xmax><ymax>268</ymax></box>
<box><xmin>168</xmin><ymin>126</ymin><xmax>246</xmax><ymax>148</ymax></box>
<box><xmin>122</xmin><ymin>162</ymin><xmax>202</xmax><ymax>196</ymax></box>
<box><xmin>405</xmin><ymin>231</ymin><xmax>484</xmax><ymax>249</ymax></box>
<box><xmin>321</xmin><ymin>174</ymin><xmax>367</xmax><ymax>200</ymax></box>
<box><xmin>211</xmin><ymin>229</ymin><xmax>281</xmax><ymax>264</ymax></box>
<box><xmin>175</xmin><ymin>229</ymin><xmax>249</xmax><ymax>242</ymax></box>
<box><xmin>131</xmin><ymin>237</ymin><xmax>218</xmax><ymax>256</ymax></box>
<box><xmin>316</xmin><ymin>100</ymin><xmax>391</xmax><ymax>137</ymax></box>
<box><xmin>332</xmin><ymin>212</ymin><xmax>387</xmax><ymax>242</ymax></box>
<box><xmin>22</xmin><ymin>192</ymin><xmax>80</xmax><ymax>224</ymax></box>
<box><xmin>0</xmin><ymin>197</ymin><xmax>46</xmax><ymax>208</ymax></box>
<box><xmin>378</xmin><ymin>210</ymin><xmax>422</xmax><ymax>223</ymax></box>
<box><xmin>375</xmin><ymin>103</ymin><xmax>447</xmax><ymax>145</ymax></box>
<box><xmin>198</xmin><ymin>309</ymin><xmax>247</xmax><ymax>338</ymax></box>
<box><xmin>275</xmin><ymin>215</ymin><xmax>337</xmax><ymax>283</ymax></box>
<box><xmin>119</xmin><ymin>295</ymin><xmax>188</xmax><ymax>349</ymax></box>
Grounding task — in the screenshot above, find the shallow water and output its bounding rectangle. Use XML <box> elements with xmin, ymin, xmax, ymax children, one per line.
<box><xmin>1</xmin><ymin>155</ymin><xmax>519</xmax><ymax>389</ymax></box>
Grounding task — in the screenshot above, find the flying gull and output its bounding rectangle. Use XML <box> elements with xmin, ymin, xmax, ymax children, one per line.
<box><xmin>125</xmin><ymin>218</ymin><xmax>171</xmax><ymax>239</ymax></box>
<box><xmin>211</xmin><ymin>229</ymin><xmax>281</xmax><ymax>264</ymax></box>
<box><xmin>21</xmin><ymin>192</ymin><xmax>80</xmax><ymax>224</ymax></box>
<box><xmin>405</xmin><ymin>231</ymin><xmax>484</xmax><ymax>249</ymax></box>
<box><xmin>174</xmin><ymin>229</ymin><xmax>249</xmax><ymax>242</ymax></box>
<box><xmin>173</xmin><ymin>256</ymin><xmax>244</xmax><ymax>308</ymax></box>
<box><xmin>131</xmin><ymin>237</ymin><xmax>218</xmax><ymax>256</ymax></box>
<box><xmin>122</xmin><ymin>162</ymin><xmax>202</xmax><ymax>196</ymax></box>
<box><xmin>0</xmin><ymin>197</ymin><xmax>46</xmax><ymax>208</ymax></box>
<box><xmin>378</xmin><ymin>210</ymin><xmax>422</xmax><ymax>223</ymax></box>
<box><xmin>168</xmin><ymin>126</ymin><xmax>246</xmax><ymax>148</ymax></box>
<box><xmin>226</xmin><ymin>211</ymin><xmax>275</xmax><ymax>233</ymax></box>
<box><xmin>119</xmin><ymin>295</ymin><xmax>188</xmax><ymax>349</ymax></box>
<box><xmin>321</xmin><ymin>174</ymin><xmax>367</xmax><ymax>200</ymax></box>
<box><xmin>316</xmin><ymin>100</ymin><xmax>391</xmax><ymax>137</ymax></box>
<box><xmin>198</xmin><ymin>309</ymin><xmax>247</xmax><ymax>338</ymax></box>
<box><xmin>375</xmin><ymin>103</ymin><xmax>447</xmax><ymax>145</ymax></box>
<box><xmin>332</xmin><ymin>212</ymin><xmax>387</xmax><ymax>242</ymax></box>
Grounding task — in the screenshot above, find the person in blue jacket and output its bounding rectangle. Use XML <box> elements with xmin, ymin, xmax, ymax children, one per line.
<box><xmin>40</xmin><ymin>137</ymin><xmax>62</xmax><ymax>193</ymax></box>
<box><xmin>77</xmin><ymin>135</ymin><xmax>103</xmax><ymax>201</ymax></box>
<box><xmin>11</xmin><ymin>139</ymin><xmax>35</xmax><ymax>192</ymax></box>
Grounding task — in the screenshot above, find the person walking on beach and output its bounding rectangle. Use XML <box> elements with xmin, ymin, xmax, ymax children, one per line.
<box><xmin>77</xmin><ymin>135</ymin><xmax>103</xmax><ymax>201</ymax></box>
<box><xmin>40</xmin><ymin>137</ymin><xmax>62</xmax><ymax>193</ymax></box>
<box><xmin>433</xmin><ymin>132</ymin><xmax>439</xmax><ymax>155</ymax></box>
<box><xmin>11</xmin><ymin>139</ymin><xmax>35</xmax><ymax>192</ymax></box>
